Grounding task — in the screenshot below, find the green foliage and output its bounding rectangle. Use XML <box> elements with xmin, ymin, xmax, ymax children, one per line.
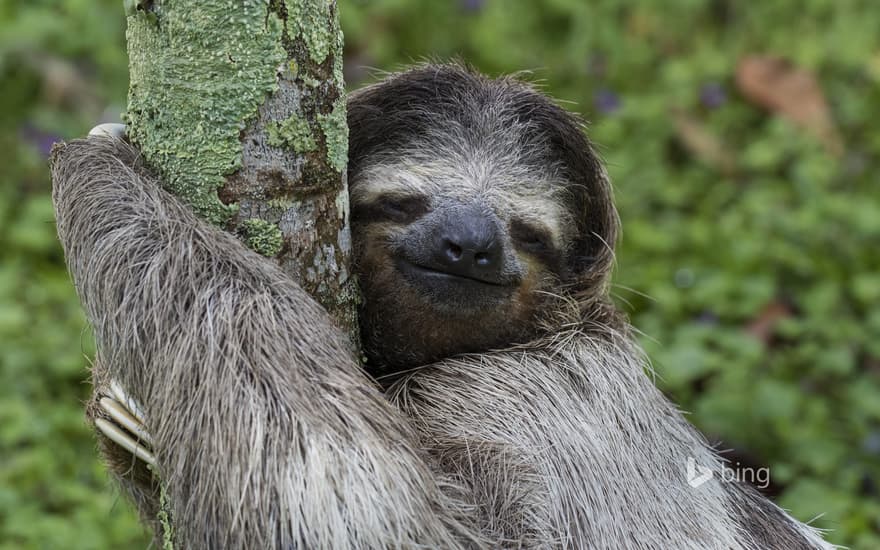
<box><xmin>1</xmin><ymin>0</ymin><xmax>877</xmax><ymax>547</ymax></box>
<box><xmin>0</xmin><ymin>2</ymin><xmax>151</xmax><ymax>546</ymax></box>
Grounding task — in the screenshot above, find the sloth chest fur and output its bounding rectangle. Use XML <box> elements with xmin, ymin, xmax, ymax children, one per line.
<box><xmin>389</xmin><ymin>335</ymin><xmax>831</xmax><ymax>550</ymax></box>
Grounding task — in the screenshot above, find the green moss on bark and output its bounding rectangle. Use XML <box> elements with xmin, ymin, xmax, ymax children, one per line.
<box><xmin>284</xmin><ymin>0</ymin><xmax>336</xmax><ymax>65</ymax></box>
<box><xmin>124</xmin><ymin>1</ymin><xmax>286</xmax><ymax>225</ymax></box>
<box><xmin>318</xmin><ymin>97</ymin><xmax>348</xmax><ymax>173</ymax></box>
<box><xmin>267</xmin><ymin>115</ymin><xmax>316</xmax><ymax>153</ymax></box>
<box><xmin>241</xmin><ymin>219</ymin><xmax>284</xmax><ymax>257</ymax></box>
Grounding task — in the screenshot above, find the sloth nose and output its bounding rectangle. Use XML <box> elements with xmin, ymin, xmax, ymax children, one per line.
<box><xmin>433</xmin><ymin>207</ymin><xmax>503</xmax><ymax>280</ymax></box>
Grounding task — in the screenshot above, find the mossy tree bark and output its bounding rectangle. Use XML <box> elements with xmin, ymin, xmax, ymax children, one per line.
<box><xmin>124</xmin><ymin>0</ymin><xmax>357</xmax><ymax>338</ymax></box>
<box><xmin>118</xmin><ymin>0</ymin><xmax>356</xmax><ymax>544</ymax></box>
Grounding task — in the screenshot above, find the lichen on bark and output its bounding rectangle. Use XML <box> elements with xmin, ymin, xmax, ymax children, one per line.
<box><xmin>318</xmin><ymin>97</ymin><xmax>348</xmax><ymax>173</ymax></box>
<box><xmin>124</xmin><ymin>0</ymin><xmax>358</xmax><ymax>338</ymax></box>
<box><xmin>267</xmin><ymin>115</ymin><xmax>317</xmax><ymax>153</ymax></box>
<box><xmin>125</xmin><ymin>1</ymin><xmax>286</xmax><ymax>225</ymax></box>
<box><xmin>241</xmin><ymin>219</ymin><xmax>284</xmax><ymax>257</ymax></box>
<box><xmin>285</xmin><ymin>0</ymin><xmax>337</xmax><ymax>65</ymax></box>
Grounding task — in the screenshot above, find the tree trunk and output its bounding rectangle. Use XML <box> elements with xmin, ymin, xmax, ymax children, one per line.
<box><xmin>116</xmin><ymin>1</ymin><xmax>356</xmax><ymax>544</ymax></box>
<box><xmin>124</xmin><ymin>0</ymin><xmax>357</xmax><ymax>339</ymax></box>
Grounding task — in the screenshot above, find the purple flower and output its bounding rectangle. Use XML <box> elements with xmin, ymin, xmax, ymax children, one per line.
<box><xmin>700</xmin><ymin>82</ymin><xmax>727</xmax><ymax>109</ymax></box>
<box><xmin>696</xmin><ymin>311</ymin><xmax>719</xmax><ymax>325</ymax></box>
<box><xmin>20</xmin><ymin>124</ymin><xmax>62</xmax><ymax>158</ymax></box>
<box><xmin>459</xmin><ymin>0</ymin><xmax>485</xmax><ymax>13</ymax></box>
<box><xmin>593</xmin><ymin>89</ymin><xmax>620</xmax><ymax>114</ymax></box>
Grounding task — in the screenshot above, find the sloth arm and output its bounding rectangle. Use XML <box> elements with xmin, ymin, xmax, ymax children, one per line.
<box><xmin>50</xmin><ymin>136</ymin><xmax>478</xmax><ymax>549</ymax></box>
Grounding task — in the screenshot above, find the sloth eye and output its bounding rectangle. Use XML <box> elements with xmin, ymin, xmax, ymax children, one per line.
<box><xmin>377</xmin><ymin>195</ymin><xmax>429</xmax><ymax>222</ymax></box>
<box><xmin>351</xmin><ymin>194</ymin><xmax>429</xmax><ymax>224</ymax></box>
<box><xmin>511</xmin><ymin>219</ymin><xmax>551</xmax><ymax>251</ymax></box>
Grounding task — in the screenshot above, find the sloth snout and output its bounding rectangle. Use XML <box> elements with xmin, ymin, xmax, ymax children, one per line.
<box><xmin>432</xmin><ymin>205</ymin><xmax>504</xmax><ymax>280</ymax></box>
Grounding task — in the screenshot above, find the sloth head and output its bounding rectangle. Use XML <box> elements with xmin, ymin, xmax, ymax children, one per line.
<box><xmin>347</xmin><ymin>64</ymin><xmax>619</xmax><ymax>372</ymax></box>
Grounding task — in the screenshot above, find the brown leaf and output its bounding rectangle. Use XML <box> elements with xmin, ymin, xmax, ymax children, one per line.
<box><xmin>745</xmin><ymin>300</ymin><xmax>793</xmax><ymax>345</ymax></box>
<box><xmin>671</xmin><ymin>109</ymin><xmax>737</xmax><ymax>175</ymax></box>
<box><xmin>736</xmin><ymin>55</ymin><xmax>843</xmax><ymax>155</ymax></box>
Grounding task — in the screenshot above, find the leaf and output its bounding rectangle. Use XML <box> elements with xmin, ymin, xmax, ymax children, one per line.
<box><xmin>745</xmin><ymin>300</ymin><xmax>793</xmax><ymax>345</ymax></box>
<box><xmin>671</xmin><ymin>109</ymin><xmax>737</xmax><ymax>175</ymax></box>
<box><xmin>778</xmin><ymin>479</ymin><xmax>853</xmax><ymax>527</ymax></box>
<box><xmin>735</xmin><ymin>55</ymin><xmax>843</xmax><ymax>156</ymax></box>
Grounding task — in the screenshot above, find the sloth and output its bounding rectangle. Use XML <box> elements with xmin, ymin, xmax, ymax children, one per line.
<box><xmin>50</xmin><ymin>64</ymin><xmax>833</xmax><ymax>549</ymax></box>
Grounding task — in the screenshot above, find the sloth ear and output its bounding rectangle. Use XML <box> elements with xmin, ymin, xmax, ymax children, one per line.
<box><xmin>501</xmin><ymin>78</ymin><xmax>619</xmax><ymax>291</ymax></box>
<box><xmin>566</xmin><ymin>158</ymin><xmax>618</xmax><ymax>289</ymax></box>
<box><xmin>538</xmin><ymin>112</ymin><xmax>619</xmax><ymax>291</ymax></box>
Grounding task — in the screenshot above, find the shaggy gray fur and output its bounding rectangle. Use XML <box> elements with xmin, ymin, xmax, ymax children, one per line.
<box><xmin>52</xmin><ymin>139</ymin><xmax>479</xmax><ymax>549</ymax></box>
<box><xmin>50</xmin><ymin>64</ymin><xmax>834</xmax><ymax>549</ymax></box>
<box><xmin>388</xmin><ymin>322</ymin><xmax>833</xmax><ymax>549</ymax></box>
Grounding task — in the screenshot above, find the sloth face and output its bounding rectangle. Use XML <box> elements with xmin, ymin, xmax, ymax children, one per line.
<box><xmin>346</xmin><ymin>64</ymin><xmax>617</xmax><ymax>372</ymax></box>
<box><xmin>350</xmin><ymin>152</ymin><xmax>578</xmax><ymax>372</ymax></box>
<box><xmin>352</xmin><ymin>157</ymin><xmax>572</xmax><ymax>309</ymax></box>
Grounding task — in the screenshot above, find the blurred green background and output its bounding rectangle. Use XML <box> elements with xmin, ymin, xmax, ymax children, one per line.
<box><xmin>1</xmin><ymin>0</ymin><xmax>878</xmax><ymax>548</ymax></box>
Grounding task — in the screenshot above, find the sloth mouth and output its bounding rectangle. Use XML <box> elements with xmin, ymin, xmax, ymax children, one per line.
<box><xmin>394</xmin><ymin>258</ymin><xmax>512</xmax><ymax>288</ymax></box>
<box><xmin>393</xmin><ymin>258</ymin><xmax>516</xmax><ymax>310</ymax></box>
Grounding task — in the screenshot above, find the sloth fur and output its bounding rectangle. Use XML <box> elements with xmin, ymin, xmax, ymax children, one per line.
<box><xmin>50</xmin><ymin>64</ymin><xmax>833</xmax><ymax>549</ymax></box>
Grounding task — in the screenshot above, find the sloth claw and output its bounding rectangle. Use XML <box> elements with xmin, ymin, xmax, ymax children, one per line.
<box><xmin>99</xmin><ymin>396</ymin><xmax>153</xmax><ymax>446</ymax></box>
<box><xmin>95</xmin><ymin>416</ymin><xmax>156</xmax><ymax>467</ymax></box>
<box><xmin>109</xmin><ymin>379</ymin><xmax>147</xmax><ymax>425</ymax></box>
<box><xmin>95</xmin><ymin>383</ymin><xmax>155</xmax><ymax>467</ymax></box>
<box><xmin>95</xmin><ymin>418</ymin><xmax>156</xmax><ymax>466</ymax></box>
<box><xmin>88</xmin><ymin>123</ymin><xmax>126</xmax><ymax>139</ymax></box>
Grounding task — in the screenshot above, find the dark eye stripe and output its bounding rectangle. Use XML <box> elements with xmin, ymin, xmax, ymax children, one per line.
<box><xmin>510</xmin><ymin>219</ymin><xmax>563</xmax><ymax>270</ymax></box>
<box><xmin>351</xmin><ymin>194</ymin><xmax>429</xmax><ymax>224</ymax></box>
<box><xmin>511</xmin><ymin>219</ymin><xmax>551</xmax><ymax>249</ymax></box>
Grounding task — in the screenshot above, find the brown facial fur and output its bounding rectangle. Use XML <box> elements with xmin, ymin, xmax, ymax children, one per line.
<box><xmin>355</xmin><ymin>218</ymin><xmax>560</xmax><ymax>372</ymax></box>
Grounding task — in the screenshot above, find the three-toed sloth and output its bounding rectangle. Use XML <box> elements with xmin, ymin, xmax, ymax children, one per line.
<box><xmin>51</xmin><ymin>64</ymin><xmax>832</xmax><ymax>549</ymax></box>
